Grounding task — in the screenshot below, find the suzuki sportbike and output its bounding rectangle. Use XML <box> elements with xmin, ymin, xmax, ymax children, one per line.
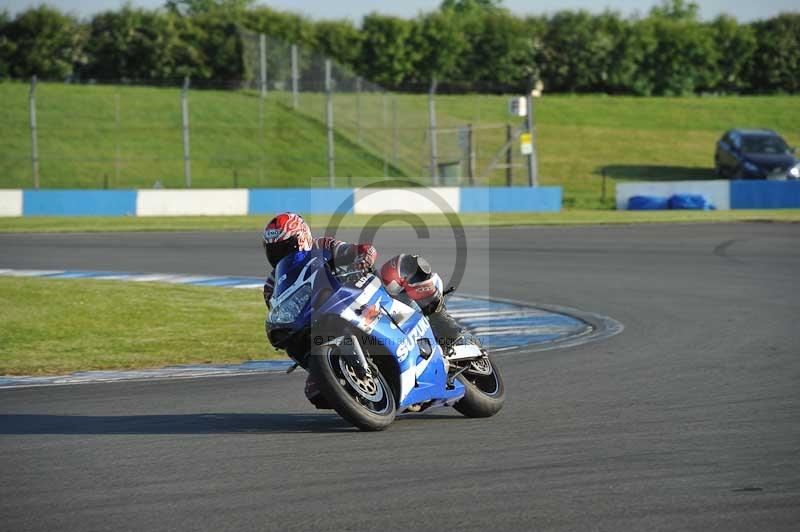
<box><xmin>266</xmin><ymin>249</ymin><xmax>505</xmax><ymax>431</ymax></box>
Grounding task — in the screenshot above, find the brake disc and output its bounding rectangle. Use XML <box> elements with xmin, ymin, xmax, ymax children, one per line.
<box><xmin>465</xmin><ymin>356</ymin><xmax>493</xmax><ymax>376</ymax></box>
<box><xmin>339</xmin><ymin>357</ymin><xmax>384</xmax><ymax>402</ymax></box>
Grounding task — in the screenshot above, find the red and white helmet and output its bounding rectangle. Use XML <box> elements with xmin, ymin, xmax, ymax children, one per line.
<box><xmin>262</xmin><ymin>212</ymin><xmax>312</xmax><ymax>267</ymax></box>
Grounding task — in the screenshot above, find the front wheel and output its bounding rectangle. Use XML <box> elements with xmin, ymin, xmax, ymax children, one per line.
<box><xmin>309</xmin><ymin>346</ymin><xmax>396</xmax><ymax>431</ymax></box>
<box><xmin>453</xmin><ymin>355</ymin><xmax>505</xmax><ymax>418</ymax></box>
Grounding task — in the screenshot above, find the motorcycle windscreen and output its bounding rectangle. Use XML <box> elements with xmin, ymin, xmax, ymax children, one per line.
<box><xmin>268</xmin><ymin>250</ymin><xmax>333</xmax><ymax>328</ymax></box>
<box><xmin>271</xmin><ymin>250</ymin><xmax>326</xmax><ymax>299</ymax></box>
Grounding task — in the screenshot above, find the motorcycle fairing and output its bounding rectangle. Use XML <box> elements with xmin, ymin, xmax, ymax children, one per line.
<box><xmin>271</xmin><ymin>250</ymin><xmax>465</xmax><ymax>409</ymax></box>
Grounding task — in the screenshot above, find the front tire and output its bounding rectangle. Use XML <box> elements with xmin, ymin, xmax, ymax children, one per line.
<box><xmin>453</xmin><ymin>355</ymin><xmax>505</xmax><ymax>418</ymax></box>
<box><xmin>309</xmin><ymin>346</ymin><xmax>396</xmax><ymax>431</ymax></box>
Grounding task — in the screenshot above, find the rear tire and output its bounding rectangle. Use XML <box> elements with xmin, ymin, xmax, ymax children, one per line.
<box><xmin>453</xmin><ymin>355</ymin><xmax>505</xmax><ymax>418</ymax></box>
<box><xmin>309</xmin><ymin>346</ymin><xmax>396</xmax><ymax>431</ymax></box>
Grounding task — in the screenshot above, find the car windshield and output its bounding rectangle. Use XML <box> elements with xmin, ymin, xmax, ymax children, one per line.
<box><xmin>741</xmin><ymin>135</ymin><xmax>789</xmax><ymax>155</ymax></box>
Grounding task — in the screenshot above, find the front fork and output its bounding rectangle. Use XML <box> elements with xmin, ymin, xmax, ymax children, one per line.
<box><xmin>326</xmin><ymin>334</ymin><xmax>371</xmax><ymax>378</ymax></box>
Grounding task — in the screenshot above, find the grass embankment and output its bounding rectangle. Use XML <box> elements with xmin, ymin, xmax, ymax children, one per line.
<box><xmin>434</xmin><ymin>94</ymin><xmax>800</xmax><ymax>208</ymax></box>
<box><xmin>1</xmin><ymin>210</ymin><xmax>799</xmax><ymax>233</ymax></box>
<box><xmin>1</xmin><ymin>80</ymin><xmax>798</xmax><ymax>208</ymax></box>
<box><xmin>224</xmin><ymin>90</ymin><xmax>800</xmax><ymax>206</ymax></box>
<box><xmin>0</xmin><ymin>277</ymin><xmax>280</xmax><ymax>375</ymax></box>
<box><xmin>0</xmin><ymin>82</ymin><xmax>394</xmax><ymax>190</ymax></box>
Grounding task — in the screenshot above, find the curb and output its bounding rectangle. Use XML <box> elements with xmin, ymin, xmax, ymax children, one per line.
<box><xmin>462</xmin><ymin>293</ymin><xmax>624</xmax><ymax>354</ymax></box>
<box><xmin>0</xmin><ymin>270</ymin><xmax>622</xmax><ymax>389</ymax></box>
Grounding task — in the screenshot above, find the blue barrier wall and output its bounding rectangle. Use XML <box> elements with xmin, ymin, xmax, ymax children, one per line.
<box><xmin>12</xmin><ymin>184</ymin><xmax>800</xmax><ymax>216</ymax></box>
<box><xmin>248</xmin><ymin>188</ymin><xmax>354</xmax><ymax>215</ymax></box>
<box><xmin>730</xmin><ymin>181</ymin><xmax>800</xmax><ymax>209</ymax></box>
<box><xmin>23</xmin><ymin>190</ymin><xmax>137</xmax><ymax>216</ymax></box>
<box><xmin>12</xmin><ymin>186</ymin><xmax>564</xmax><ymax>216</ymax></box>
<box><xmin>460</xmin><ymin>187</ymin><xmax>562</xmax><ymax>213</ymax></box>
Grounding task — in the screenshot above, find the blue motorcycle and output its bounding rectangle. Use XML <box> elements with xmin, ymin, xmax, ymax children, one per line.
<box><xmin>266</xmin><ymin>249</ymin><xmax>505</xmax><ymax>431</ymax></box>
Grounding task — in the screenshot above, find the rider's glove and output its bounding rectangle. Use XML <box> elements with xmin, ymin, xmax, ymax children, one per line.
<box><xmin>263</xmin><ymin>278</ymin><xmax>275</xmax><ymax>308</ymax></box>
<box><xmin>353</xmin><ymin>244</ymin><xmax>378</xmax><ymax>272</ymax></box>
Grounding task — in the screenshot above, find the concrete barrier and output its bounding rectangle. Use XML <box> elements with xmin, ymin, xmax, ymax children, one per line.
<box><xmin>460</xmin><ymin>187</ymin><xmax>562</xmax><ymax>213</ymax></box>
<box><xmin>1</xmin><ymin>186</ymin><xmax>563</xmax><ymax>217</ymax></box>
<box><xmin>249</xmin><ymin>188</ymin><xmax>354</xmax><ymax>215</ymax></box>
<box><xmin>353</xmin><ymin>187</ymin><xmax>460</xmax><ymax>214</ymax></box>
<box><xmin>730</xmin><ymin>181</ymin><xmax>800</xmax><ymax>209</ymax></box>
<box><xmin>617</xmin><ymin>180</ymin><xmax>800</xmax><ymax>210</ymax></box>
<box><xmin>0</xmin><ymin>190</ymin><xmax>23</xmax><ymax>217</ymax></box>
<box><xmin>136</xmin><ymin>189</ymin><xmax>248</xmax><ymax>216</ymax></box>
<box><xmin>23</xmin><ymin>190</ymin><xmax>137</xmax><ymax>216</ymax></box>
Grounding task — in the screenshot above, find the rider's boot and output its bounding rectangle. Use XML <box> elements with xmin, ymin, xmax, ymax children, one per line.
<box><xmin>424</xmin><ymin>298</ymin><xmax>481</xmax><ymax>355</ymax></box>
<box><xmin>304</xmin><ymin>373</ymin><xmax>331</xmax><ymax>409</ymax></box>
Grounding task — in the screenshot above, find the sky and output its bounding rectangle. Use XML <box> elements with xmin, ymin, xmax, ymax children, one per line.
<box><xmin>3</xmin><ymin>0</ymin><xmax>798</xmax><ymax>22</ymax></box>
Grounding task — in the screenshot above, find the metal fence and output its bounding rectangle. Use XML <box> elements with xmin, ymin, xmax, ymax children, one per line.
<box><xmin>0</xmin><ymin>33</ymin><xmax>538</xmax><ymax>190</ymax></box>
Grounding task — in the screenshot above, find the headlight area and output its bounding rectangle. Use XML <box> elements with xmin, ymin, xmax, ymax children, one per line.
<box><xmin>268</xmin><ymin>284</ymin><xmax>313</xmax><ymax>324</ymax></box>
<box><xmin>789</xmin><ymin>163</ymin><xmax>800</xmax><ymax>179</ymax></box>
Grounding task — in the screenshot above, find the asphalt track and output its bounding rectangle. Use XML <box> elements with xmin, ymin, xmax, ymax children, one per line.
<box><xmin>1</xmin><ymin>223</ymin><xmax>799</xmax><ymax>531</ymax></box>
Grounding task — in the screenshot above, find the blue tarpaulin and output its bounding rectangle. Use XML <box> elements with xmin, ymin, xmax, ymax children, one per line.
<box><xmin>627</xmin><ymin>195</ymin><xmax>669</xmax><ymax>210</ymax></box>
<box><xmin>627</xmin><ymin>194</ymin><xmax>715</xmax><ymax>210</ymax></box>
<box><xmin>668</xmin><ymin>194</ymin><xmax>715</xmax><ymax>210</ymax></box>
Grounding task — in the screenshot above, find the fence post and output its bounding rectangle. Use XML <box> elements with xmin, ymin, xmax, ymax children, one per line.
<box><xmin>259</xmin><ymin>33</ymin><xmax>267</xmax><ymax>98</ymax></box>
<box><xmin>182</xmin><ymin>76</ymin><xmax>191</xmax><ymax>188</ymax></box>
<box><xmin>29</xmin><ymin>75</ymin><xmax>40</xmax><ymax>189</ymax></box>
<box><xmin>428</xmin><ymin>77</ymin><xmax>438</xmax><ymax>184</ymax></box>
<box><xmin>356</xmin><ymin>76</ymin><xmax>362</xmax><ymax>144</ymax></box>
<box><xmin>526</xmin><ymin>79</ymin><xmax>538</xmax><ymax>187</ymax></box>
<box><xmin>392</xmin><ymin>96</ymin><xmax>398</xmax><ymax>172</ymax></box>
<box><xmin>325</xmin><ymin>59</ymin><xmax>335</xmax><ymax>187</ymax></box>
<box><xmin>259</xmin><ymin>91</ymin><xmax>265</xmax><ymax>184</ymax></box>
<box><xmin>115</xmin><ymin>93</ymin><xmax>121</xmax><ymax>185</ymax></box>
<box><xmin>259</xmin><ymin>35</ymin><xmax>268</xmax><ymax>183</ymax></box>
<box><xmin>291</xmin><ymin>44</ymin><xmax>299</xmax><ymax>109</ymax></box>
<box><xmin>467</xmin><ymin>123</ymin><xmax>475</xmax><ymax>185</ymax></box>
<box><xmin>506</xmin><ymin>124</ymin><xmax>512</xmax><ymax>186</ymax></box>
<box><xmin>382</xmin><ymin>91</ymin><xmax>388</xmax><ymax>177</ymax></box>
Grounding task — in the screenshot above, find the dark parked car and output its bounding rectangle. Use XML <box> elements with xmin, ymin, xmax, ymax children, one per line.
<box><xmin>715</xmin><ymin>128</ymin><xmax>799</xmax><ymax>180</ymax></box>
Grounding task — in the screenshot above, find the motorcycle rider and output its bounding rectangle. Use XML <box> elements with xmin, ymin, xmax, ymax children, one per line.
<box><xmin>262</xmin><ymin>212</ymin><xmax>466</xmax><ymax>407</ymax></box>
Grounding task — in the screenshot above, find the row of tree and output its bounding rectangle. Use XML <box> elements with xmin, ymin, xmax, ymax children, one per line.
<box><xmin>1</xmin><ymin>0</ymin><xmax>798</xmax><ymax>95</ymax></box>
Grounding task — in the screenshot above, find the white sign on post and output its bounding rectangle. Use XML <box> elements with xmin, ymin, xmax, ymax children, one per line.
<box><xmin>520</xmin><ymin>133</ymin><xmax>533</xmax><ymax>155</ymax></box>
<box><xmin>508</xmin><ymin>97</ymin><xmax>527</xmax><ymax>117</ymax></box>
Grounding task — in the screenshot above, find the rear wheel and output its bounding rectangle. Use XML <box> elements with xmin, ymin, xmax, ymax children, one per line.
<box><xmin>453</xmin><ymin>355</ymin><xmax>505</xmax><ymax>418</ymax></box>
<box><xmin>309</xmin><ymin>346</ymin><xmax>396</xmax><ymax>431</ymax></box>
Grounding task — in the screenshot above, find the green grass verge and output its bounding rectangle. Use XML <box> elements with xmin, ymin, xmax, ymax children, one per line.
<box><xmin>1</xmin><ymin>210</ymin><xmax>799</xmax><ymax>233</ymax></box>
<box><xmin>2</xmin><ymin>81</ymin><xmax>798</xmax><ymax>208</ymax></box>
<box><xmin>0</xmin><ymin>277</ymin><xmax>280</xmax><ymax>375</ymax></box>
<box><xmin>0</xmin><ymin>82</ymin><xmax>396</xmax><ymax>190</ymax></box>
